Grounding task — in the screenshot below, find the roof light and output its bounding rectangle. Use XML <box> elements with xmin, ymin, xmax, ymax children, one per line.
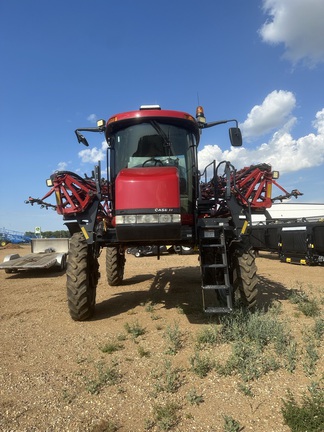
<box><xmin>196</xmin><ymin>106</ymin><xmax>206</xmax><ymax>124</ymax></box>
<box><xmin>107</xmin><ymin>116</ymin><xmax>118</xmax><ymax>124</ymax></box>
<box><xmin>139</xmin><ymin>105</ymin><xmax>161</xmax><ymax>110</ymax></box>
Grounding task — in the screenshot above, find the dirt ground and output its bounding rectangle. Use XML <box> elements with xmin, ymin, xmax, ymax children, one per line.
<box><xmin>0</xmin><ymin>245</ymin><xmax>323</xmax><ymax>432</ymax></box>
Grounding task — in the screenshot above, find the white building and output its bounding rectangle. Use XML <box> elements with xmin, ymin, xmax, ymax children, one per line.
<box><xmin>252</xmin><ymin>202</ymin><xmax>324</xmax><ymax>224</ymax></box>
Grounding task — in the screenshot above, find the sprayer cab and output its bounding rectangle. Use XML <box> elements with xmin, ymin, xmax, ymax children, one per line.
<box><xmin>102</xmin><ymin>106</ymin><xmax>201</xmax><ymax>243</ymax></box>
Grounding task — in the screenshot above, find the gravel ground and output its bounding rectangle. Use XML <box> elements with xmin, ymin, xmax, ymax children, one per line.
<box><xmin>0</xmin><ymin>245</ymin><xmax>323</xmax><ymax>431</ymax></box>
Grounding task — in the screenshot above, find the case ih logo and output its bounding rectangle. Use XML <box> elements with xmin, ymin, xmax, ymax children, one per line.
<box><xmin>155</xmin><ymin>208</ymin><xmax>174</xmax><ymax>213</ymax></box>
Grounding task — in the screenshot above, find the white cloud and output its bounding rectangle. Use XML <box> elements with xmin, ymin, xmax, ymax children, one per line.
<box><xmin>313</xmin><ymin>108</ymin><xmax>324</xmax><ymax>134</ymax></box>
<box><xmin>240</xmin><ymin>90</ymin><xmax>296</xmax><ymax>140</ymax></box>
<box><xmin>198</xmin><ymin>103</ymin><xmax>324</xmax><ymax>175</ymax></box>
<box><xmin>56</xmin><ymin>161</ymin><xmax>68</xmax><ymax>171</ymax></box>
<box><xmin>78</xmin><ymin>140</ymin><xmax>108</xmax><ymax>164</ymax></box>
<box><xmin>260</xmin><ymin>0</ymin><xmax>324</xmax><ymax>66</ymax></box>
<box><xmin>78</xmin><ymin>95</ymin><xmax>324</xmax><ymax>179</ymax></box>
<box><xmin>87</xmin><ymin>113</ymin><xmax>97</xmax><ymax>123</ymax></box>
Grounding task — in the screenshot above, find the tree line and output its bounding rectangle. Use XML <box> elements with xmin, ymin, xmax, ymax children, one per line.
<box><xmin>24</xmin><ymin>230</ymin><xmax>70</xmax><ymax>239</ymax></box>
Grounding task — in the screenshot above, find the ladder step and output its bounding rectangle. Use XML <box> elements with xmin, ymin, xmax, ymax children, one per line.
<box><xmin>201</xmin><ymin>227</ymin><xmax>225</xmax><ymax>232</ymax></box>
<box><xmin>200</xmin><ymin>243</ymin><xmax>223</xmax><ymax>248</ymax></box>
<box><xmin>202</xmin><ymin>284</ymin><xmax>229</xmax><ymax>290</ymax></box>
<box><xmin>202</xmin><ymin>263</ymin><xmax>226</xmax><ymax>269</ymax></box>
<box><xmin>204</xmin><ymin>307</ymin><xmax>232</xmax><ymax>314</ymax></box>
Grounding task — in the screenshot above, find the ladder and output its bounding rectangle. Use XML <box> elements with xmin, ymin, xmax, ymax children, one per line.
<box><xmin>198</xmin><ymin>218</ymin><xmax>233</xmax><ymax>314</ymax></box>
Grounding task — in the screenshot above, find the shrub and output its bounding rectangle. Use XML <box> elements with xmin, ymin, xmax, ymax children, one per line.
<box><xmin>288</xmin><ymin>289</ymin><xmax>320</xmax><ymax>317</ymax></box>
<box><xmin>281</xmin><ymin>383</ymin><xmax>324</xmax><ymax>432</ymax></box>
<box><xmin>124</xmin><ymin>320</ymin><xmax>146</xmax><ymax>339</ymax></box>
<box><xmin>152</xmin><ymin>401</ymin><xmax>180</xmax><ymax>431</ymax></box>
<box><xmin>190</xmin><ymin>351</ymin><xmax>214</xmax><ymax>378</ymax></box>
<box><xmin>164</xmin><ymin>322</ymin><xmax>182</xmax><ymax>355</ymax></box>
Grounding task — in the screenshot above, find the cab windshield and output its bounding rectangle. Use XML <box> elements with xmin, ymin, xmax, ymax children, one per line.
<box><xmin>111</xmin><ymin>122</ymin><xmax>195</xmax><ymax>171</ymax></box>
<box><xmin>110</xmin><ymin>121</ymin><xmax>197</xmax><ymax>212</ymax></box>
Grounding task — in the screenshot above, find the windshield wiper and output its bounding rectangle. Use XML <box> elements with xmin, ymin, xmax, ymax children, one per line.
<box><xmin>150</xmin><ymin>120</ymin><xmax>173</xmax><ymax>155</ymax></box>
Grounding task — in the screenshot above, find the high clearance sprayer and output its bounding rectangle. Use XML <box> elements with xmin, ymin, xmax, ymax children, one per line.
<box><xmin>27</xmin><ymin>105</ymin><xmax>301</xmax><ymax>320</ymax></box>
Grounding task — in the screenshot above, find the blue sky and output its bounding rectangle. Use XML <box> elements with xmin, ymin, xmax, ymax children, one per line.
<box><xmin>1</xmin><ymin>0</ymin><xmax>324</xmax><ymax>233</ymax></box>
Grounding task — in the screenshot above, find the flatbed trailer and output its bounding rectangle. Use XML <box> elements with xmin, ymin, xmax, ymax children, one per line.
<box><xmin>0</xmin><ymin>238</ymin><xmax>69</xmax><ymax>273</ymax></box>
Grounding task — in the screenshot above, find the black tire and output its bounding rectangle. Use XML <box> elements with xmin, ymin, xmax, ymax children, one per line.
<box><xmin>232</xmin><ymin>247</ymin><xmax>258</xmax><ymax>309</ymax></box>
<box><xmin>66</xmin><ymin>232</ymin><xmax>99</xmax><ymax>321</ymax></box>
<box><xmin>106</xmin><ymin>246</ymin><xmax>125</xmax><ymax>286</ymax></box>
<box><xmin>5</xmin><ymin>269</ymin><xmax>15</xmax><ymax>274</ymax></box>
<box><xmin>56</xmin><ymin>255</ymin><xmax>67</xmax><ymax>272</ymax></box>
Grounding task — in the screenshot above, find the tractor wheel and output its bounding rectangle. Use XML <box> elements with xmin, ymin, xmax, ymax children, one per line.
<box><xmin>106</xmin><ymin>246</ymin><xmax>125</xmax><ymax>286</ymax></box>
<box><xmin>232</xmin><ymin>247</ymin><xmax>258</xmax><ymax>309</ymax></box>
<box><xmin>66</xmin><ymin>232</ymin><xmax>99</xmax><ymax>321</ymax></box>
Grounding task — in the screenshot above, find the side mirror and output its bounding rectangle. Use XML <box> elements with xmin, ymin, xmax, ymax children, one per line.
<box><xmin>75</xmin><ymin>130</ymin><xmax>89</xmax><ymax>147</ymax></box>
<box><xmin>229</xmin><ymin>127</ymin><xmax>242</xmax><ymax>147</ymax></box>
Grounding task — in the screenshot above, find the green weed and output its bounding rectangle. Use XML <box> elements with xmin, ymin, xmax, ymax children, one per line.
<box><xmin>62</xmin><ymin>388</ymin><xmax>75</xmax><ymax>404</ymax></box>
<box><xmin>186</xmin><ymin>387</ymin><xmax>204</xmax><ymax>405</ymax></box>
<box><xmin>153</xmin><ymin>359</ymin><xmax>182</xmax><ymax>394</ymax></box>
<box><xmin>99</xmin><ymin>341</ymin><xmax>124</xmax><ymax>354</ymax></box>
<box><xmin>284</xmin><ymin>340</ymin><xmax>298</xmax><ymax>373</ymax></box>
<box><xmin>223</xmin><ymin>415</ymin><xmax>243</xmax><ymax>432</ymax></box>
<box><xmin>217</xmin><ymin>340</ymin><xmax>280</xmax><ymax>382</ymax></box>
<box><xmin>124</xmin><ymin>320</ymin><xmax>146</xmax><ymax>339</ymax></box>
<box><xmin>152</xmin><ymin>401</ymin><xmax>180</xmax><ymax>431</ymax></box>
<box><xmin>90</xmin><ymin>418</ymin><xmax>119</xmax><ymax>432</ymax></box>
<box><xmin>288</xmin><ymin>289</ymin><xmax>320</xmax><ymax>317</ymax></box>
<box><xmin>144</xmin><ymin>301</ymin><xmax>155</xmax><ymax>313</ymax></box>
<box><xmin>237</xmin><ymin>382</ymin><xmax>254</xmax><ymax>397</ymax></box>
<box><xmin>281</xmin><ymin>383</ymin><xmax>324</xmax><ymax>432</ymax></box>
<box><xmin>138</xmin><ymin>345</ymin><xmax>150</xmax><ymax>358</ymax></box>
<box><xmin>218</xmin><ymin>309</ymin><xmax>289</xmax><ymax>348</ymax></box>
<box><xmin>85</xmin><ymin>361</ymin><xmax>120</xmax><ymax>395</ymax></box>
<box><xmin>213</xmin><ymin>309</ymin><xmax>295</xmax><ymax>380</ymax></box>
<box><xmin>313</xmin><ymin>317</ymin><xmax>324</xmax><ymax>340</ymax></box>
<box><xmin>189</xmin><ymin>351</ymin><xmax>214</xmax><ymax>378</ymax></box>
<box><xmin>164</xmin><ymin>322</ymin><xmax>183</xmax><ymax>355</ymax></box>
<box><xmin>303</xmin><ymin>337</ymin><xmax>319</xmax><ymax>376</ymax></box>
<box><xmin>195</xmin><ymin>325</ymin><xmax>219</xmax><ymax>347</ymax></box>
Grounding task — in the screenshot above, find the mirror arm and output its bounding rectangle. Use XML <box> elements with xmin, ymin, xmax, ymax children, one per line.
<box><xmin>199</xmin><ymin>119</ymin><xmax>239</xmax><ymax>129</ymax></box>
<box><xmin>74</xmin><ymin>125</ymin><xmax>106</xmax><ymax>147</ymax></box>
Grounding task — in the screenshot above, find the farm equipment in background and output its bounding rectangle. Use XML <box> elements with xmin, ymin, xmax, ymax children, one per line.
<box><xmin>127</xmin><ymin>245</ymin><xmax>170</xmax><ymax>258</ymax></box>
<box><xmin>250</xmin><ymin>220</ymin><xmax>324</xmax><ymax>265</ymax></box>
<box><xmin>27</xmin><ymin>105</ymin><xmax>302</xmax><ymax>320</ymax></box>
<box><xmin>0</xmin><ymin>228</ymin><xmax>31</xmax><ymax>247</ymax></box>
<box><xmin>0</xmin><ymin>238</ymin><xmax>69</xmax><ymax>273</ymax></box>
